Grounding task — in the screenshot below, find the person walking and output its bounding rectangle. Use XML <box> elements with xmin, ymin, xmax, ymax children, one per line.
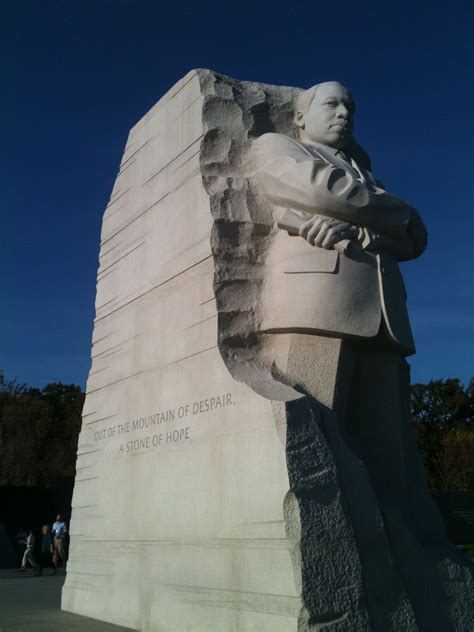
<box><xmin>52</xmin><ymin>514</ymin><xmax>68</xmax><ymax>567</ymax></box>
<box><xmin>14</xmin><ymin>527</ymin><xmax>28</xmax><ymax>568</ymax></box>
<box><xmin>36</xmin><ymin>524</ymin><xmax>56</xmax><ymax>575</ymax></box>
<box><xmin>20</xmin><ymin>528</ymin><xmax>39</xmax><ymax>572</ymax></box>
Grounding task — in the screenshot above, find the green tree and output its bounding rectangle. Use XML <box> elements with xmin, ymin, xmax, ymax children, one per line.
<box><xmin>0</xmin><ymin>381</ymin><xmax>84</xmax><ymax>486</ymax></box>
<box><xmin>440</xmin><ymin>429</ymin><xmax>474</xmax><ymax>493</ymax></box>
<box><xmin>411</xmin><ymin>378</ymin><xmax>474</xmax><ymax>492</ymax></box>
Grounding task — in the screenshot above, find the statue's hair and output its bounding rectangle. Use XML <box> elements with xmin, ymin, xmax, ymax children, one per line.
<box><xmin>294</xmin><ymin>84</ymin><xmax>321</xmax><ymax>118</ymax></box>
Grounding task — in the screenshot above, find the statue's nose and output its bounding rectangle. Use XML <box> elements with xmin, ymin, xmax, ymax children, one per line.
<box><xmin>336</xmin><ymin>103</ymin><xmax>349</xmax><ymax>118</ymax></box>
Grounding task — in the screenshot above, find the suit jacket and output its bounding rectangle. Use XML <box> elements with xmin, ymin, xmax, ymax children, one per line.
<box><xmin>251</xmin><ymin>133</ymin><xmax>428</xmax><ymax>356</ymax></box>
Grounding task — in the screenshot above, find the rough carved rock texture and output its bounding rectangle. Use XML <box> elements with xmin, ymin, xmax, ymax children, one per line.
<box><xmin>199</xmin><ymin>69</ymin><xmax>474</xmax><ymax>632</ymax></box>
<box><xmin>200</xmin><ymin>69</ymin><xmax>297</xmax><ymax>400</ymax></box>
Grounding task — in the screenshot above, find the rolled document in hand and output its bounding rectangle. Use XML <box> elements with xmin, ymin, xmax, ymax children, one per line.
<box><xmin>277</xmin><ymin>209</ymin><xmax>353</xmax><ymax>254</ymax></box>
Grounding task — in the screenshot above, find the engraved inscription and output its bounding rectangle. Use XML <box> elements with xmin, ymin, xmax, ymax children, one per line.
<box><xmin>89</xmin><ymin>391</ymin><xmax>235</xmax><ymax>455</ymax></box>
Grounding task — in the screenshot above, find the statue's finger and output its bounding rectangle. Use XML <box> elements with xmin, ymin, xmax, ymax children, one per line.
<box><xmin>313</xmin><ymin>223</ymin><xmax>329</xmax><ymax>247</ymax></box>
<box><xmin>322</xmin><ymin>227</ymin><xmax>337</xmax><ymax>249</ymax></box>
<box><xmin>306</xmin><ymin>222</ymin><xmax>322</xmax><ymax>245</ymax></box>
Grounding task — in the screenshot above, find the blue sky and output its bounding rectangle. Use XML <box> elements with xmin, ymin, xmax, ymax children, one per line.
<box><xmin>2</xmin><ymin>0</ymin><xmax>472</xmax><ymax>388</ymax></box>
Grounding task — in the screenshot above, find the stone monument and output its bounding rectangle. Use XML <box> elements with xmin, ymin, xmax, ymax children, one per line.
<box><xmin>63</xmin><ymin>70</ymin><xmax>473</xmax><ymax>631</ymax></box>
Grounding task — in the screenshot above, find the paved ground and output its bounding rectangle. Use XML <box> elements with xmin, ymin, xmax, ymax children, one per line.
<box><xmin>0</xmin><ymin>569</ymin><xmax>135</xmax><ymax>632</ymax></box>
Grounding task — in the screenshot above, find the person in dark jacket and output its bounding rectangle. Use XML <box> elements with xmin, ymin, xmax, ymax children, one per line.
<box><xmin>36</xmin><ymin>524</ymin><xmax>57</xmax><ymax>575</ymax></box>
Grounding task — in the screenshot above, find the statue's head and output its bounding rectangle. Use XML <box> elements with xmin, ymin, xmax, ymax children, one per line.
<box><xmin>295</xmin><ymin>81</ymin><xmax>354</xmax><ymax>150</ymax></box>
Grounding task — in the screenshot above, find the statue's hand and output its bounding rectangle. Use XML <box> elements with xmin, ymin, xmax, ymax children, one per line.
<box><xmin>299</xmin><ymin>215</ymin><xmax>359</xmax><ymax>249</ymax></box>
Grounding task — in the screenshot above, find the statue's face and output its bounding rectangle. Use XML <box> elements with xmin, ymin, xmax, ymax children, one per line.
<box><xmin>297</xmin><ymin>82</ymin><xmax>354</xmax><ymax>149</ymax></box>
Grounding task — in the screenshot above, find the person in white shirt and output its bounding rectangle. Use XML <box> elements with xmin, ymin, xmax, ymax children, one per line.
<box><xmin>52</xmin><ymin>514</ymin><xmax>68</xmax><ymax>567</ymax></box>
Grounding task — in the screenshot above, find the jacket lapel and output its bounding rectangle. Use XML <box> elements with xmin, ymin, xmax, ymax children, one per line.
<box><xmin>303</xmin><ymin>142</ymin><xmax>365</xmax><ymax>181</ymax></box>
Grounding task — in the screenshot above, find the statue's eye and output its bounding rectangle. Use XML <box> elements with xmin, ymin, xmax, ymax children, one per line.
<box><xmin>324</xmin><ymin>101</ymin><xmax>337</xmax><ymax>107</ymax></box>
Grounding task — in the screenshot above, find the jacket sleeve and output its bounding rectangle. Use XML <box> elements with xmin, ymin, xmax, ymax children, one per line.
<box><xmin>251</xmin><ymin>133</ymin><xmax>413</xmax><ymax>238</ymax></box>
<box><xmin>362</xmin><ymin>208</ymin><xmax>428</xmax><ymax>262</ymax></box>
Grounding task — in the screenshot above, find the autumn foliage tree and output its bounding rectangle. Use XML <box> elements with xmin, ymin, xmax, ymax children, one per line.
<box><xmin>411</xmin><ymin>378</ymin><xmax>474</xmax><ymax>493</ymax></box>
<box><xmin>0</xmin><ymin>382</ymin><xmax>84</xmax><ymax>487</ymax></box>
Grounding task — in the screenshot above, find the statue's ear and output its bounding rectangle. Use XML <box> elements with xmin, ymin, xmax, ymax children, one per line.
<box><xmin>295</xmin><ymin>110</ymin><xmax>305</xmax><ymax>129</ymax></box>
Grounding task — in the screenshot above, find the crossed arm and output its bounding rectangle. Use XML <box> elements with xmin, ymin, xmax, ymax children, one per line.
<box><xmin>298</xmin><ymin>212</ymin><xmax>427</xmax><ymax>261</ymax></box>
<box><xmin>252</xmin><ymin>133</ymin><xmax>427</xmax><ymax>261</ymax></box>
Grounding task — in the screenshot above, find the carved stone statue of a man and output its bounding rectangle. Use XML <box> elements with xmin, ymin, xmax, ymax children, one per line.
<box><xmin>241</xmin><ymin>81</ymin><xmax>472</xmax><ymax>630</ymax></box>
<box><xmin>250</xmin><ymin>82</ymin><xmax>429</xmax><ymax>504</ymax></box>
<box><xmin>252</xmin><ymin>81</ymin><xmax>427</xmax><ymax>349</ymax></box>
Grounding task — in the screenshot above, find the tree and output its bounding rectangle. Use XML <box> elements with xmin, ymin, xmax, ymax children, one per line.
<box><xmin>411</xmin><ymin>378</ymin><xmax>474</xmax><ymax>492</ymax></box>
<box><xmin>0</xmin><ymin>381</ymin><xmax>84</xmax><ymax>487</ymax></box>
<box><xmin>440</xmin><ymin>429</ymin><xmax>474</xmax><ymax>493</ymax></box>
